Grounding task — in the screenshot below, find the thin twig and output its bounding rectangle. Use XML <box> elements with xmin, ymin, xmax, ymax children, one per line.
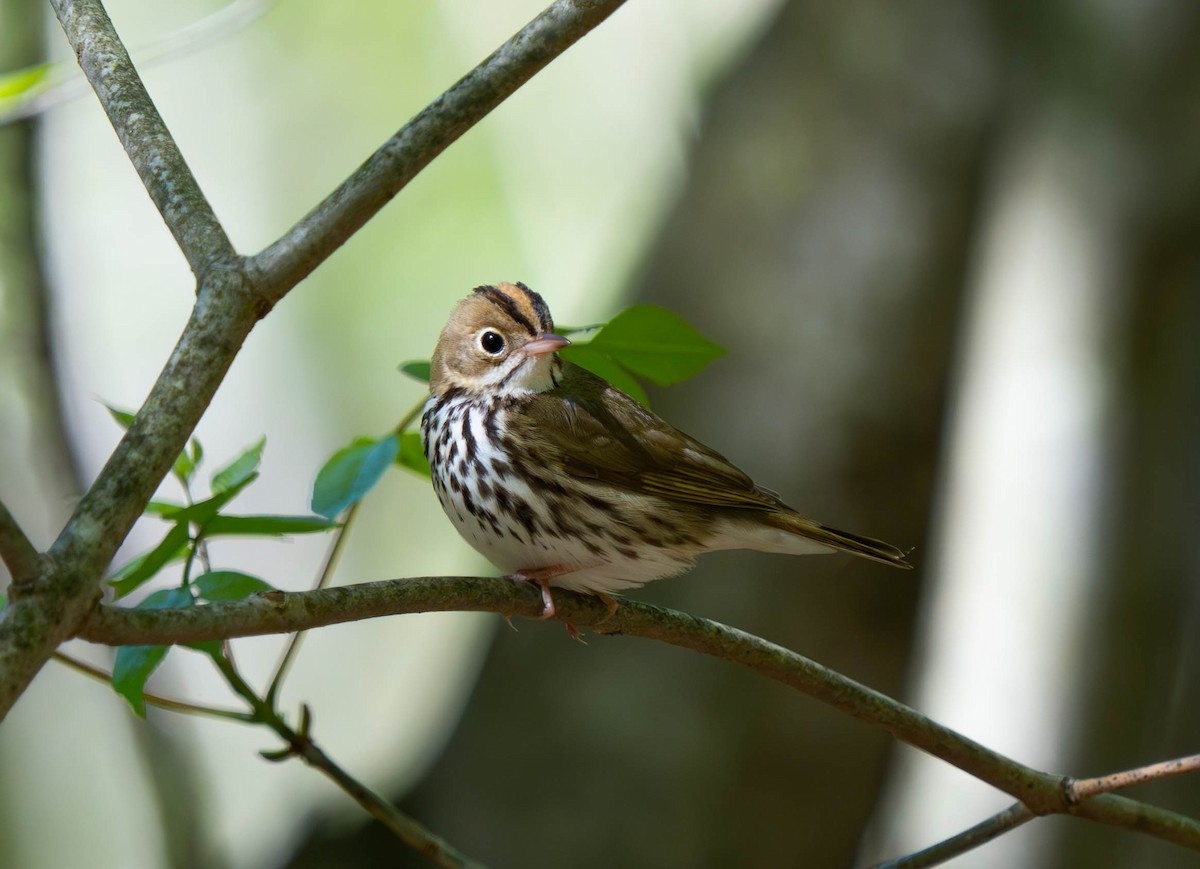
<box><xmin>267</xmin><ymin>396</ymin><xmax>424</xmax><ymax>701</ymax></box>
<box><xmin>211</xmin><ymin>654</ymin><xmax>483</xmax><ymax>868</ymax></box>
<box><xmin>0</xmin><ymin>500</ymin><xmax>42</xmax><ymax>584</ymax></box>
<box><xmin>249</xmin><ymin>0</ymin><xmax>631</xmax><ymax>301</ymax></box>
<box><xmin>1069</xmin><ymin>754</ymin><xmax>1200</xmax><ymax>802</ymax></box>
<box><xmin>869</xmin><ymin>803</ymin><xmax>1034</xmax><ymax>869</ymax></box>
<box><xmin>47</xmin><ymin>0</ymin><xmax>235</xmax><ymax>273</ymax></box>
<box><xmin>266</xmin><ymin>504</ymin><xmax>359</xmax><ymax>702</ymax></box>
<box><xmin>52</xmin><ymin>651</ymin><xmax>253</xmax><ymax>722</ymax></box>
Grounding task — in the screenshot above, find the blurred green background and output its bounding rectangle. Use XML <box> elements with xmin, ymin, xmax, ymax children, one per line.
<box><xmin>2</xmin><ymin>1</ymin><xmax>1200</xmax><ymax>867</ymax></box>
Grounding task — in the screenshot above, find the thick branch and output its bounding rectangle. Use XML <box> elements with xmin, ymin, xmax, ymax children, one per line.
<box><xmin>76</xmin><ymin>576</ymin><xmax>1200</xmax><ymax>853</ymax></box>
<box><xmin>0</xmin><ymin>501</ymin><xmax>41</xmax><ymax>584</ymax></box>
<box><xmin>0</xmin><ymin>272</ymin><xmax>260</xmax><ymax>718</ymax></box>
<box><xmin>48</xmin><ymin>0</ymin><xmax>235</xmax><ymax>273</ymax></box>
<box><xmin>249</xmin><ymin>0</ymin><xmax>629</xmax><ymax>301</ymax></box>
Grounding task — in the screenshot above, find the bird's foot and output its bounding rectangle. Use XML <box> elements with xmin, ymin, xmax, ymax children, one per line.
<box><xmin>507</xmin><ymin>566</ymin><xmax>569</xmax><ymax>620</ymax></box>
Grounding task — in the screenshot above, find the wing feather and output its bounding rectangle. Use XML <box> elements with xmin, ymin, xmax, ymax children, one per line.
<box><xmin>515</xmin><ymin>363</ymin><xmax>781</xmax><ymax>510</ymax></box>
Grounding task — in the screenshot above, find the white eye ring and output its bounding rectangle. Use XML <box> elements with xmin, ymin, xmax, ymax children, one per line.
<box><xmin>478</xmin><ymin>329</ymin><xmax>506</xmax><ymax>355</ymax></box>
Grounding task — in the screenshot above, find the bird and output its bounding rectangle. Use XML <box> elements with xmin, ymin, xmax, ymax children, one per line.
<box><xmin>420</xmin><ymin>282</ymin><xmax>910</xmax><ymax>621</ymax></box>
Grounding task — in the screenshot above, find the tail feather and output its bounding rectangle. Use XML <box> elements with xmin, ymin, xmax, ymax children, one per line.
<box><xmin>766</xmin><ymin>511</ymin><xmax>912</xmax><ymax>569</ymax></box>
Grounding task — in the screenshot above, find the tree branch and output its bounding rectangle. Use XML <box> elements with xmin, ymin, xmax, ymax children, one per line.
<box><xmin>869</xmin><ymin>803</ymin><xmax>1034</xmax><ymax>869</ymax></box>
<box><xmin>0</xmin><ymin>0</ymin><xmax>627</xmax><ymax>723</ymax></box>
<box><xmin>1069</xmin><ymin>753</ymin><xmax>1200</xmax><ymax>802</ymax></box>
<box><xmin>248</xmin><ymin>0</ymin><xmax>630</xmax><ymax>302</ymax></box>
<box><xmin>0</xmin><ymin>500</ymin><xmax>41</xmax><ymax>585</ymax></box>
<box><xmin>48</xmin><ymin>0</ymin><xmax>236</xmax><ymax>275</ymax></box>
<box><xmin>76</xmin><ymin>576</ymin><xmax>1200</xmax><ymax>853</ymax></box>
<box><xmin>0</xmin><ymin>277</ymin><xmax>260</xmax><ymax>719</ymax></box>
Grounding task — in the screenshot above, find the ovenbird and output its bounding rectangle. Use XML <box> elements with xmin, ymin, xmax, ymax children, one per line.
<box><xmin>421</xmin><ymin>282</ymin><xmax>910</xmax><ymax>618</ymax></box>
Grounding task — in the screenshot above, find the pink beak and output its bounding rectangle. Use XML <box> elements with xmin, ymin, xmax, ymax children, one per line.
<box><xmin>523</xmin><ymin>333</ymin><xmax>570</xmax><ymax>356</ymax></box>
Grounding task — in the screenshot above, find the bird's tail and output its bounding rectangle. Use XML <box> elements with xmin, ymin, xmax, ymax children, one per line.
<box><xmin>761</xmin><ymin>510</ymin><xmax>913</xmax><ymax>568</ymax></box>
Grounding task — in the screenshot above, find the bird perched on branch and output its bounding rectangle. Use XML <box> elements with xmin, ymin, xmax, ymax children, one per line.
<box><xmin>421</xmin><ymin>282</ymin><xmax>909</xmax><ymax>619</ymax></box>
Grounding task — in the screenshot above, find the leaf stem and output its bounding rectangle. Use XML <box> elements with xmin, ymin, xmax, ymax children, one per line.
<box><xmin>395</xmin><ymin>397</ymin><xmax>427</xmax><ymax>435</ymax></box>
<box><xmin>52</xmin><ymin>651</ymin><xmax>253</xmax><ymax>722</ymax></box>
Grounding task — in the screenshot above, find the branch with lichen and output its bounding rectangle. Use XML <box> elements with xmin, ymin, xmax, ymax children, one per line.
<box><xmin>76</xmin><ymin>576</ymin><xmax>1200</xmax><ymax>863</ymax></box>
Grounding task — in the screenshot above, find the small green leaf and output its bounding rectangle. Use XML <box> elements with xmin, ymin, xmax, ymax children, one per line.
<box><xmin>396</xmin><ymin>432</ymin><xmax>431</xmax><ymax>478</ymax></box>
<box><xmin>202</xmin><ymin>514</ymin><xmax>337</xmax><ymax>537</ymax></box>
<box><xmin>171</xmin><ymin>437</ymin><xmax>203</xmax><ymax>486</ymax></box>
<box><xmin>0</xmin><ymin>63</ymin><xmax>52</xmax><ymax>99</ymax></box>
<box><xmin>139</xmin><ymin>587</ymin><xmax>195</xmax><ymax>610</ymax></box>
<box><xmin>112</xmin><ymin>646</ymin><xmax>169</xmax><ymax>717</ymax></box>
<box><xmin>211</xmin><ymin>437</ymin><xmax>265</xmax><ymax>494</ymax></box>
<box><xmin>311</xmin><ymin>435</ymin><xmax>400</xmax><ymax>518</ymax></box>
<box><xmin>111</xmin><ymin>587</ymin><xmax>193</xmax><ymax>717</ymax></box>
<box><xmin>169</xmin><ymin>485</ymin><xmax>250</xmax><ymax>527</ymax></box>
<box><xmin>105</xmin><ymin>405</ymin><xmax>137</xmax><ymax>430</ymax></box>
<box><xmin>0</xmin><ymin>593</ymin><xmax>6</xmax><ymax>612</ymax></box>
<box><xmin>193</xmin><ymin>570</ymin><xmax>274</xmax><ymax>601</ymax></box>
<box><xmin>559</xmin><ymin>344</ymin><xmax>650</xmax><ymax>407</ymax></box>
<box><xmin>556</xmin><ymin>322</ymin><xmax>604</xmax><ymax>337</ymax></box>
<box><xmin>144</xmin><ymin>500</ymin><xmax>185</xmax><ymax>517</ymax></box>
<box><xmin>187</xmin><ymin>640</ymin><xmax>224</xmax><ymax>658</ymax></box>
<box><xmin>585</xmin><ymin>304</ymin><xmax>725</xmax><ymax>386</ymax></box>
<box><xmin>398</xmin><ymin>360</ymin><xmax>431</xmax><ymax>383</ymax></box>
<box><xmin>108</xmin><ymin>524</ymin><xmax>190</xmax><ymax>598</ymax></box>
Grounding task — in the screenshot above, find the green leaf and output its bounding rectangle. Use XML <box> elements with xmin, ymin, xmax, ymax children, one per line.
<box><xmin>398</xmin><ymin>360</ymin><xmax>431</xmax><ymax>383</ymax></box>
<box><xmin>585</xmin><ymin>304</ymin><xmax>725</xmax><ymax>386</ymax></box>
<box><xmin>396</xmin><ymin>431</ymin><xmax>431</xmax><ymax>478</ymax></box>
<box><xmin>168</xmin><ymin>484</ymin><xmax>250</xmax><ymax>527</ymax></box>
<box><xmin>0</xmin><ymin>593</ymin><xmax>6</xmax><ymax>612</ymax></box>
<box><xmin>139</xmin><ymin>587</ymin><xmax>195</xmax><ymax>609</ymax></box>
<box><xmin>144</xmin><ymin>500</ymin><xmax>185</xmax><ymax>517</ymax></box>
<box><xmin>171</xmin><ymin>436</ymin><xmax>204</xmax><ymax>487</ymax></box>
<box><xmin>105</xmin><ymin>405</ymin><xmax>137</xmax><ymax>430</ymax></box>
<box><xmin>193</xmin><ymin>570</ymin><xmax>274</xmax><ymax>601</ymax></box>
<box><xmin>108</xmin><ymin>523</ymin><xmax>190</xmax><ymax>598</ymax></box>
<box><xmin>311</xmin><ymin>435</ymin><xmax>400</xmax><ymax>518</ymax></box>
<box><xmin>559</xmin><ymin>344</ymin><xmax>650</xmax><ymax>407</ymax></box>
<box><xmin>555</xmin><ymin>322</ymin><xmax>604</xmax><ymax>337</ymax></box>
<box><xmin>111</xmin><ymin>587</ymin><xmax>193</xmax><ymax>717</ymax></box>
<box><xmin>187</xmin><ymin>640</ymin><xmax>224</xmax><ymax>658</ymax></box>
<box><xmin>112</xmin><ymin>646</ymin><xmax>169</xmax><ymax>718</ymax></box>
<box><xmin>0</xmin><ymin>63</ymin><xmax>52</xmax><ymax>99</ymax></box>
<box><xmin>211</xmin><ymin>437</ymin><xmax>265</xmax><ymax>494</ymax></box>
<box><xmin>202</xmin><ymin>514</ymin><xmax>337</xmax><ymax>537</ymax></box>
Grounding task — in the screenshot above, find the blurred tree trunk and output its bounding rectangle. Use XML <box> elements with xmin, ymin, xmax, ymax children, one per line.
<box><xmin>627</xmin><ymin>1</ymin><xmax>995</xmax><ymax>863</ymax></box>
<box><xmin>1050</xmin><ymin>6</ymin><xmax>1200</xmax><ymax>866</ymax></box>
<box><xmin>289</xmin><ymin>3</ymin><xmax>999</xmax><ymax>867</ymax></box>
<box><xmin>0</xmin><ymin>0</ymin><xmax>79</xmax><ymax>528</ymax></box>
<box><xmin>0</xmin><ymin>4</ymin><xmax>213</xmax><ymax>868</ymax></box>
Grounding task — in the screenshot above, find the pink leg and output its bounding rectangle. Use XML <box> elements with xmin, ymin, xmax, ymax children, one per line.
<box><xmin>508</xmin><ymin>566</ymin><xmax>571</xmax><ymax>620</ymax></box>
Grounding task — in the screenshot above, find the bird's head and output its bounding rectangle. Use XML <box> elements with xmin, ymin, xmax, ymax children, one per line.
<box><xmin>429</xmin><ymin>282</ymin><xmax>570</xmax><ymax>398</ymax></box>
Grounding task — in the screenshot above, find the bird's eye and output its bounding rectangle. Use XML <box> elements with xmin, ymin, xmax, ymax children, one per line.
<box><xmin>479</xmin><ymin>330</ymin><xmax>505</xmax><ymax>355</ymax></box>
